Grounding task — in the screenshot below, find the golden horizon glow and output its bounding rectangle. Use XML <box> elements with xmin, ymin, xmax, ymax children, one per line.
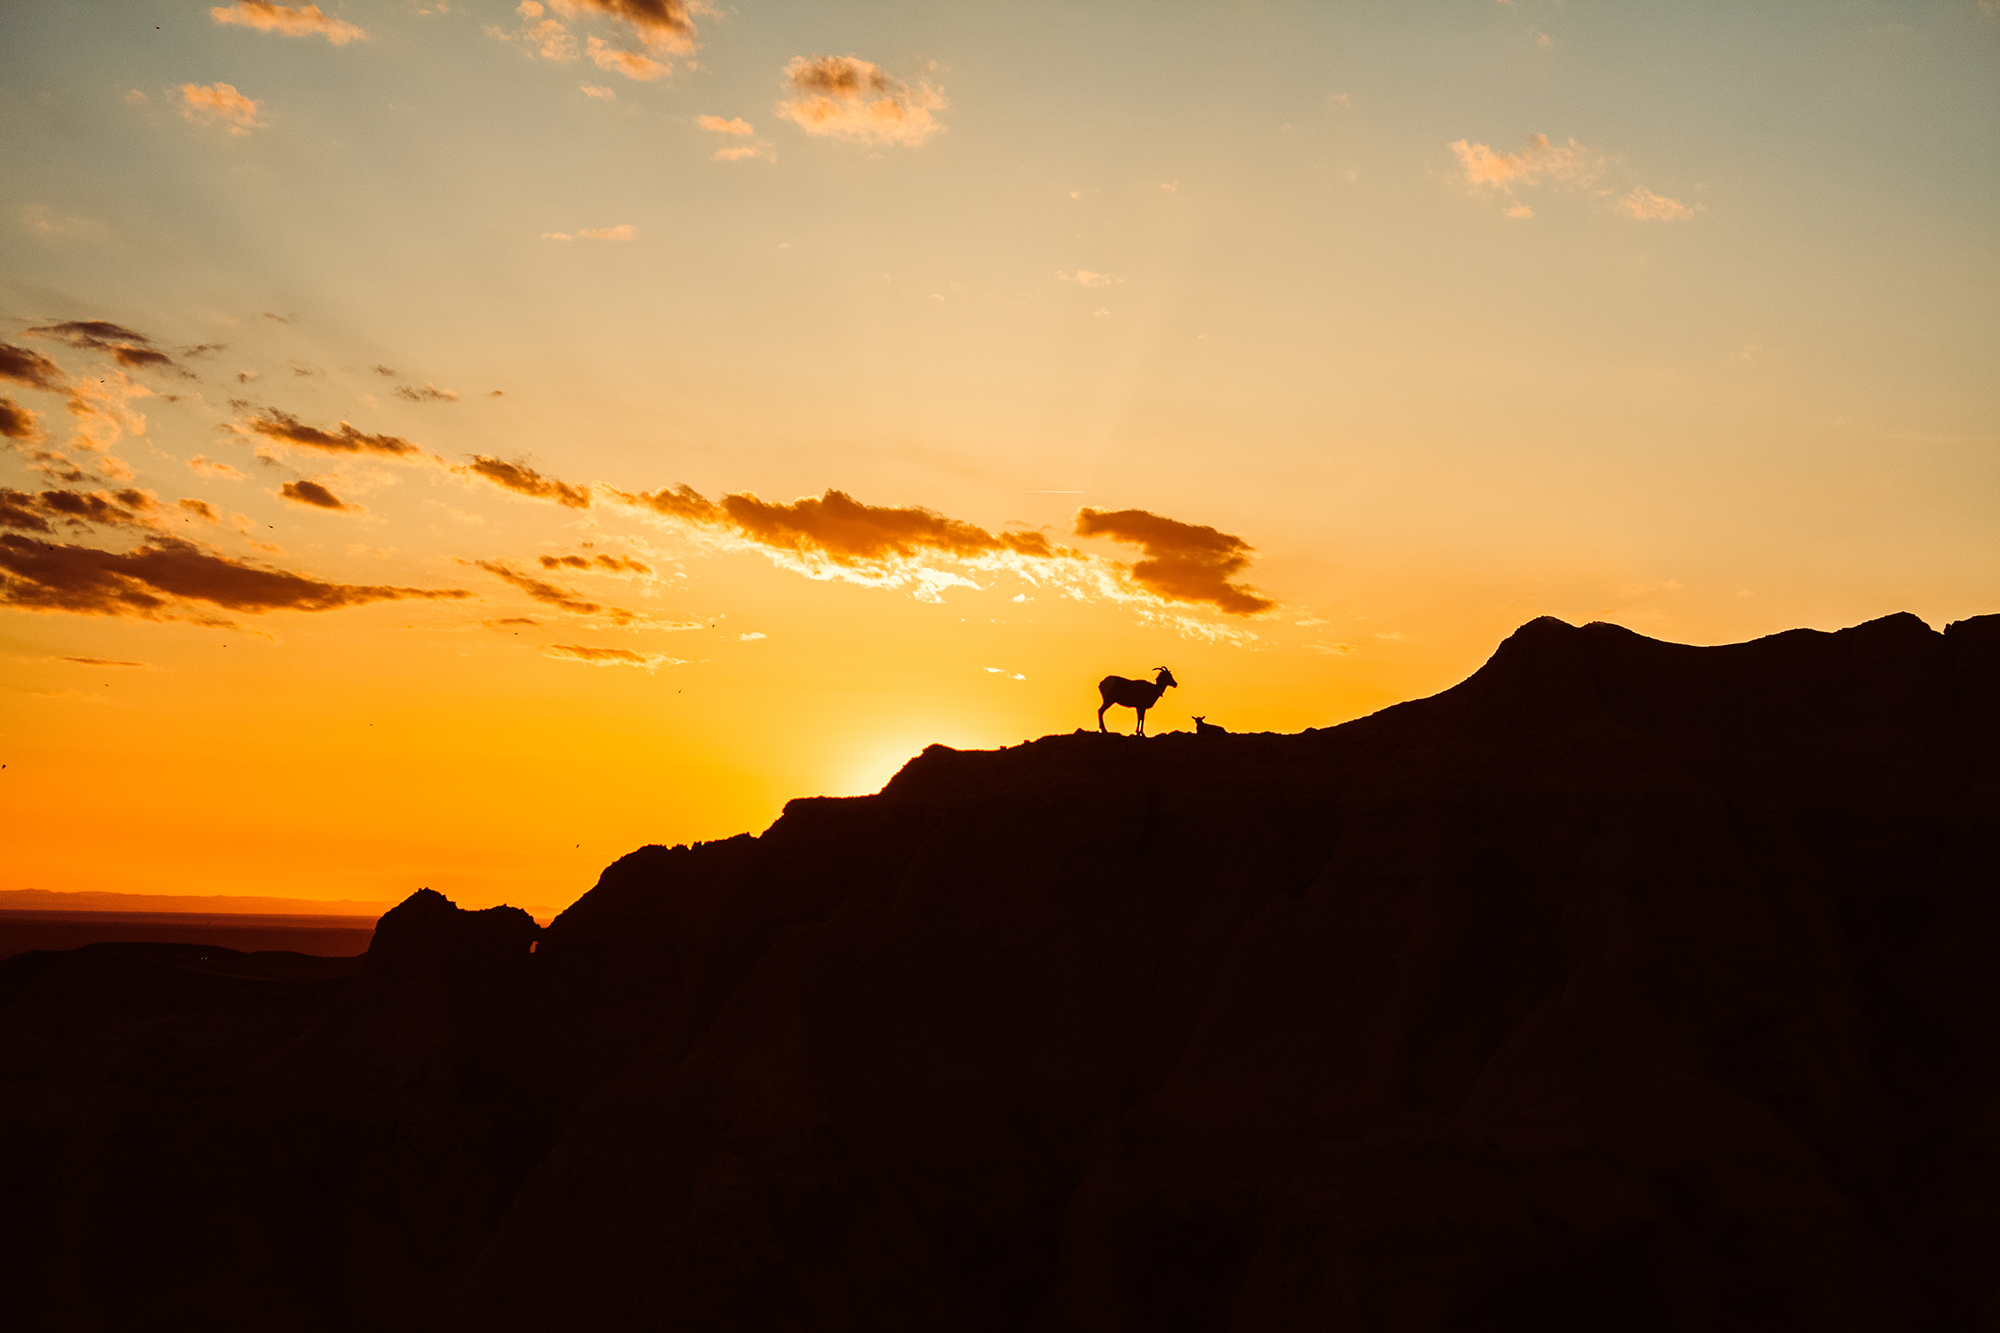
<box><xmin>3</xmin><ymin>0</ymin><xmax>1995</xmax><ymax>917</ymax></box>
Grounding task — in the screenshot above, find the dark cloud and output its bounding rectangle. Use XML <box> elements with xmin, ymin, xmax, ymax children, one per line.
<box><xmin>59</xmin><ymin>656</ymin><xmax>147</xmax><ymax>667</ymax></box>
<box><xmin>0</xmin><ymin>486</ymin><xmax>163</xmax><ymax>532</ymax></box>
<box><xmin>393</xmin><ymin>383</ymin><xmax>458</xmax><ymax>403</ymax></box>
<box><xmin>564</xmin><ymin>0</ymin><xmax>697</xmax><ymax>51</ymax></box>
<box><xmin>0</xmin><ymin>533</ymin><xmax>472</xmax><ymax>621</ymax></box>
<box><xmin>538</xmin><ymin>552</ymin><xmax>652</xmax><ymax>574</ymax></box>
<box><xmin>243</xmin><ymin>409</ymin><xmax>423</xmax><ymax>458</ymax></box>
<box><xmin>0</xmin><ymin>343</ymin><xmax>69</xmax><ymax>392</ymax></box>
<box><xmin>280</xmin><ymin>479</ymin><xmax>359</xmax><ymax>512</ymax></box>
<box><xmin>182</xmin><ymin>342</ymin><xmax>227</xmax><ymax>358</ymax></box>
<box><xmin>177</xmin><ymin>498</ymin><xmax>221</xmax><ymax>522</ymax></box>
<box><xmin>26</xmin><ymin>320</ymin><xmax>178</xmax><ymax>372</ymax></box>
<box><xmin>1075</xmin><ymin>507</ymin><xmax>1274</xmax><ymax>615</ymax></box>
<box><xmin>459</xmin><ymin>456</ymin><xmax>592</xmax><ymax>508</ymax></box>
<box><xmin>0</xmin><ymin>490</ymin><xmax>53</xmax><ymax>533</ymax></box>
<box><xmin>475</xmin><ymin>561</ymin><xmax>603</xmax><ymax>615</ymax></box>
<box><xmin>372</xmin><ymin>365</ymin><xmax>397</xmax><ymax>376</ymax></box>
<box><xmin>262</xmin><ymin>312</ymin><xmax>290</xmax><ymax>323</ymax></box>
<box><xmin>607</xmin><ymin>484</ymin><xmax>1065</xmax><ymax>566</ymax></box>
<box><xmin>545</xmin><ymin>643</ymin><xmax>674</xmax><ymax>667</ymax></box>
<box><xmin>487</xmin><ymin>616</ymin><xmax>538</xmax><ymax>626</ymax></box>
<box><xmin>1</xmin><ymin>398</ymin><xmax>42</xmax><ymax>440</ymax></box>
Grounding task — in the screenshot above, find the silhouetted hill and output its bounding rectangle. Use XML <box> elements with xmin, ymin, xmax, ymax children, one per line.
<box><xmin>3</xmin><ymin>612</ymin><xmax>1996</xmax><ymax>1331</ymax></box>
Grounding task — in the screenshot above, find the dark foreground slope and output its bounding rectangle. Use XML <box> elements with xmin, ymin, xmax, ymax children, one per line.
<box><xmin>3</xmin><ymin>613</ymin><xmax>1997</xmax><ymax>1331</ymax></box>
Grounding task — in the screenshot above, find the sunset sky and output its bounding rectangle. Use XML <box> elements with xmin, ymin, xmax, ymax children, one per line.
<box><xmin>4</xmin><ymin>0</ymin><xmax>1996</xmax><ymax>915</ymax></box>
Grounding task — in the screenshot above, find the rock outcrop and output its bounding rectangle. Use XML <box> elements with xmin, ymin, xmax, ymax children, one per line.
<box><xmin>3</xmin><ymin>612</ymin><xmax>1996</xmax><ymax>1331</ymax></box>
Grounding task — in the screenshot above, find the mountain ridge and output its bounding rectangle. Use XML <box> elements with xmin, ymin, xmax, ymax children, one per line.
<box><xmin>3</xmin><ymin>610</ymin><xmax>1996</xmax><ymax>1331</ymax></box>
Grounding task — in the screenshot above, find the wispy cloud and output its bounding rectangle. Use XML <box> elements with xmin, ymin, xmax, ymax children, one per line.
<box><xmin>179</xmin><ymin>82</ymin><xmax>266</xmax><ymax>134</ymax></box>
<box><xmin>26</xmin><ymin>321</ymin><xmax>177</xmax><ymax>373</ymax></box>
<box><xmin>489</xmin><ymin>2</ymin><xmax>577</xmax><ymax>62</ymax></box>
<box><xmin>458</xmin><ymin>456</ymin><xmax>592</xmax><ymax>507</ymax></box>
<box><xmin>698</xmin><ymin>114</ymin><xmax>753</xmax><ymax>135</ymax></box>
<box><xmin>0</xmin><ymin>533</ymin><xmax>469</xmax><ymax>622</ymax></box>
<box><xmin>541</xmin><ymin>224</ymin><xmax>636</xmax><ymax>240</ymax></box>
<box><xmin>580</xmin><ymin>83</ymin><xmax>616</xmax><ymax>100</ymax></box>
<box><xmin>775</xmin><ymin>55</ymin><xmax>946</xmax><ymax>147</ymax></box>
<box><xmin>1450</xmin><ymin>133</ymin><xmax>1601</xmax><ymax>191</ymax></box>
<box><xmin>1059</xmin><ymin>270</ymin><xmax>1117</xmax><ymax>288</ymax></box>
<box><xmin>1619</xmin><ymin>186</ymin><xmax>1700</xmax><ymax>220</ymax></box>
<box><xmin>240</xmin><ymin>409</ymin><xmax>425</xmax><ymax>459</ymax></box>
<box><xmin>538</xmin><ymin>552</ymin><xmax>652</xmax><ymax>573</ymax></box>
<box><xmin>188</xmin><ymin>454</ymin><xmax>248</xmax><ymax>480</ymax></box>
<box><xmin>19</xmin><ymin>205</ymin><xmax>107</xmax><ymax>241</ymax></box>
<box><xmin>393</xmin><ymin>383</ymin><xmax>458</xmax><ymax>403</ymax></box>
<box><xmin>280</xmin><ymin>479</ymin><xmax>360</xmax><ymax>512</ymax></box>
<box><xmin>544</xmin><ymin>643</ymin><xmax>679</xmax><ymax>668</ymax></box>
<box><xmin>586</xmin><ymin>35</ymin><xmax>666</xmax><ymax>81</ymax></box>
<box><xmin>209</xmin><ymin>2</ymin><xmax>366</xmax><ymax>45</ymax></box>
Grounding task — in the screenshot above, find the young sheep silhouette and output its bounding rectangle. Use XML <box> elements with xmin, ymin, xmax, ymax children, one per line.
<box><xmin>1193</xmin><ymin>716</ymin><xmax>1229</xmax><ymax>736</ymax></box>
<box><xmin>1097</xmin><ymin>667</ymin><xmax>1178</xmax><ymax>735</ymax></box>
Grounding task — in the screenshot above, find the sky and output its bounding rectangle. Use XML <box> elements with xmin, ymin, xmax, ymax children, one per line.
<box><xmin>3</xmin><ymin>0</ymin><xmax>1996</xmax><ymax>916</ymax></box>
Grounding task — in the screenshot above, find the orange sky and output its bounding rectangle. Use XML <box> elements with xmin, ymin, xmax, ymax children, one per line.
<box><xmin>3</xmin><ymin>1</ymin><xmax>1996</xmax><ymax>917</ymax></box>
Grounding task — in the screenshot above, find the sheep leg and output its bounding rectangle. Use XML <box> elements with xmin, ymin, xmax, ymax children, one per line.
<box><xmin>1097</xmin><ymin>700</ymin><xmax>1110</xmax><ymax>733</ymax></box>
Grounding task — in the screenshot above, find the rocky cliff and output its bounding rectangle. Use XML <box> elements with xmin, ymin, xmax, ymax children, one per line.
<box><xmin>4</xmin><ymin>612</ymin><xmax>1997</xmax><ymax>1331</ymax></box>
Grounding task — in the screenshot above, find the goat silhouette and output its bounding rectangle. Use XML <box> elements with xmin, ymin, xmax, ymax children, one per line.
<box><xmin>1097</xmin><ymin>667</ymin><xmax>1178</xmax><ymax>735</ymax></box>
<box><xmin>1193</xmin><ymin>716</ymin><xmax>1229</xmax><ymax>736</ymax></box>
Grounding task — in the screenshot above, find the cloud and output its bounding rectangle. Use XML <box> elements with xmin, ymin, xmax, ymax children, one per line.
<box><xmin>188</xmin><ymin>454</ymin><xmax>249</xmax><ymax>480</ymax></box>
<box><xmin>457</xmin><ymin>456</ymin><xmax>593</xmax><ymax>507</ymax></box>
<box><xmin>713</xmin><ymin>143</ymin><xmax>775</xmax><ymax>163</ymax></box>
<box><xmin>538</xmin><ymin>552</ymin><xmax>652</xmax><ymax>573</ymax></box>
<box><xmin>1619</xmin><ymin>186</ymin><xmax>1700</xmax><ymax>221</ymax></box>
<box><xmin>0</xmin><ymin>533</ymin><xmax>471</xmax><ymax>621</ymax></box>
<box><xmin>698</xmin><ymin>114</ymin><xmax>753</xmax><ymax>135</ymax></box>
<box><xmin>1506</xmin><ymin>204</ymin><xmax>1534</xmax><ymax>218</ymax></box>
<box><xmin>280</xmin><ymin>479</ymin><xmax>359</xmax><ymax>512</ymax></box>
<box><xmin>179</xmin><ymin>82</ymin><xmax>266</xmax><ymax>134</ymax></box>
<box><xmin>209</xmin><ymin>2</ymin><xmax>366</xmax><ymax>44</ymax></box>
<box><xmin>26</xmin><ymin>320</ymin><xmax>177</xmax><ymax>372</ymax></box>
<box><xmin>775</xmin><ymin>55</ymin><xmax>946</xmax><ymax>147</ymax></box>
<box><xmin>1059</xmin><ymin>270</ymin><xmax>1116</xmax><ymax>287</ymax></box>
<box><xmin>1074</xmin><ymin>507</ymin><xmax>1274</xmax><ymax>615</ymax></box>
<box><xmin>490</xmin><ymin>2</ymin><xmax>576</xmax><ymax>61</ymax></box>
<box><xmin>60</xmin><ymin>371</ymin><xmax>154</xmax><ymax>452</ymax></box>
<box><xmin>241</xmin><ymin>409</ymin><xmax>423</xmax><ymax>459</ymax></box>
<box><xmin>1</xmin><ymin>399</ymin><xmax>42</xmax><ymax>442</ymax></box>
<box><xmin>610</xmin><ymin>485</ymin><xmax>1068</xmax><ymax>568</ymax></box>
<box><xmin>59</xmin><ymin>656</ymin><xmax>147</xmax><ymax>667</ymax></box>
<box><xmin>552</xmin><ymin>0</ymin><xmax>697</xmax><ymax>52</ymax></box>
<box><xmin>20</xmin><ymin>205</ymin><xmax>107</xmax><ymax>240</ymax></box>
<box><xmin>1</xmin><ymin>486</ymin><xmax>163</xmax><ymax>532</ymax></box>
<box><xmin>1450</xmin><ymin>133</ymin><xmax>1601</xmax><ymax>191</ymax></box>
<box><xmin>393</xmin><ymin>383</ymin><xmax>458</xmax><ymax>402</ymax></box>
<box><xmin>541</xmin><ymin>224</ymin><xmax>635</xmax><ymax>240</ymax></box>
<box><xmin>0</xmin><ymin>343</ymin><xmax>69</xmax><ymax>392</ymax></box>
<box><xmin>586</xmin><ymin>35</ymin><xmax>667</xmax><ymax>81</ymax></box>
<box><xmin>475</xmin><ymin>560</ymin><xmax>623</xmax><ymax>617</ymax></box>
<box><xmin>544</xmin><ymin>643</ymin><xmax>679</xmax><ymax>668</ymax></box>
<box><xmin>580</xmin><ymin>83</ymin><xmax>616</xmax><ymax>99</ymax></box>
<box><xmin>177</xmin><ymin>498</ymin><xmax>222</xmax><ymax>522</ymax></box>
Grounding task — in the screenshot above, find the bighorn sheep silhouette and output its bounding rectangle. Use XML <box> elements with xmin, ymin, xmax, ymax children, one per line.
<box><xmin>1097</xmin><ymin>667</ymin><xmax>1178</xmax><ymax>735</ymax></box>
